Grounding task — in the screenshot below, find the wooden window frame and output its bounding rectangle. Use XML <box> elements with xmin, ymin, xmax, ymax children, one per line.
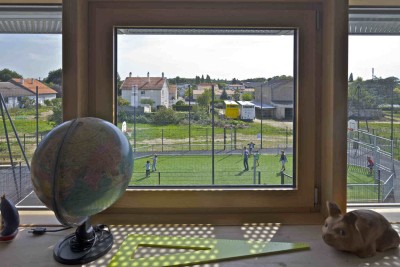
<box><xmin>62</xmin><ymin>0</ymin><xmax>348</xmax><ymax>225</ymax></box>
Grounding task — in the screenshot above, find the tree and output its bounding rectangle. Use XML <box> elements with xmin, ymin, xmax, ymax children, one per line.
<box><xmin>195</xmin><ymin>76</ymin><xmax>200</xmax><ymax>84</ymax></box>
<box><xmin>232</xmin><ymin>78</ymin><xmax>238</xmax><ymax>84</ymax></box>
<box><xmin>0</xmin><ymin>68</ymin><xmax>22</xmax><ymax>81</ymax></box>
<box><xmin>117</xmin><ymin>73</ymin><xmax>124</xmax><ymax>95</ymax></box>
<box><xmin>118</xmin><ymin>96</ymin><xmax>130</xmax><ymax>106</ymax></box>
<box><xmin>184</xmin><ymin>87</ymin><xmax>193</xmax><ymax>98</ymax></box>
<box><xmin>201</xmin><ymin>75</ymin><xmax>204</xmax><ymax>83</ymax></box>
<box><xmin>44</xmin><ymin>68</ymin><xmax>62</xmax><ymax>85</ymax></box>
<box><xmin>19</xmin><ymin>97</ymin><xmax>35</xmax><ymax>108</ymax></box>
<box><xmin>220</xmin><ymin>89</ymin><xmax>228</xmax><ymax>100</ymax></box>
<box><xmin>152</xmin><ymin>108</ymin><xmax>179</xmax><ymax>125</ymax></box>
<box><xmin>48</xmin><ymin>98</ymin><xmax>62</xmax><ymax>126</ymax></box>
<box><xmin>349</xmin><ymin>73</ymin><xmax>354</xmax><ymax>82</ymax></box>
<box><xmin>205</xmin><ymin>74</ymin><xmax>211</xmax><ymax>83</ymax></box>
<box><xmin>140</xmin><ymin>98</ymin><xmax>155</xmax><ymax>107</ymax></box>
<box><xmin>233</xmin><ymin>90</ymin><xmax>241</xmax><ymax>101</ymax></box>
<box><xmin>242</xmin><ymin>92</ymin><xmax>253</xmax><ymax>101</ymax></box>
<box><xmin>175</xmin><ymin>100</ymin><xmax>185</xmax><ymax>106</ymax></box>
<box><xmin>197</xmin><ymin>89</ymin><xmax>212</xmax><ymax>109</ymax></box>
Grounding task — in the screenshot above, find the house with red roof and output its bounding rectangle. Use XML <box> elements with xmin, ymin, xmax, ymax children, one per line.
<box><xmin>9</xmin><ymin>78</ymin><xmax>57</xmax><ymax>105</ymax></box>
<box><xmin>120</xmin><ymin>72</ymin><xmax>169</xmax><ymax>108</ymax></box>
<box><xmin>0</xmin><ymin>81</ymin><xmax>34</xmax><ymax>109</ymax></box>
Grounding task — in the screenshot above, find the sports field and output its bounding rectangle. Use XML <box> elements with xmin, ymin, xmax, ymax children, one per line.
<box><xmin>347</xmin><ymin>165</ymin><xmax>382</xmax><ymax>202</ymax></box>
<box><xmin>131</xmin><ymin>154</ymin><xmax>293</xmax><ymax>186</ymax></box>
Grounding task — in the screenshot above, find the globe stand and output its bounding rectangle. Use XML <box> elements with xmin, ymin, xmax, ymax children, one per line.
<box><xmin>53</xmin><ymin>219</ymin><xmax>113</xmax><ymax>264</ymax></box>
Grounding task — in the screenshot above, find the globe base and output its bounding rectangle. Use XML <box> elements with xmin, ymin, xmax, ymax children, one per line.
<box><xmin>53</xmin><ymin>224</ymin><xmax>113</xmax><ymax>265</ymax></box>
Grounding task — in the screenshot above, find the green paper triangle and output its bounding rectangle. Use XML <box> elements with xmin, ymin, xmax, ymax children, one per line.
<box><xmin>108</xmin><ymin>234</ymin><xmax>309</xmax><ymax>267</ymax></box>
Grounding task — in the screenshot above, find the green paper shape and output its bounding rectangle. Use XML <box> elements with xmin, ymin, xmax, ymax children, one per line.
<box><xmin>108</xmin><ymin>234</ymin><xmax>310</xmax><ymax>267</ymax></box>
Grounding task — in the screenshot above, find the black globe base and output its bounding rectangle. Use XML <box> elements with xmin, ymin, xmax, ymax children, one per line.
<box><xmin>53</xmin><ymin>223</ymin><xmax>113</xmax><ymax>265</ymax></box>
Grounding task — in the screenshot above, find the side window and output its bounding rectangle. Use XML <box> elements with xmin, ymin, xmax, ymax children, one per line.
<box><xmin>0</xmin><ymin>5</ymin><xmax>62</xmax><ymax>207</ymax></box>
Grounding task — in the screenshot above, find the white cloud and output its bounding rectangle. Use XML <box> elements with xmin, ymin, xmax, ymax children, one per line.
<box><xmin>118</xmin><ymin>34</ymin><xmax>294</xmax><ymax>80</ymax></box>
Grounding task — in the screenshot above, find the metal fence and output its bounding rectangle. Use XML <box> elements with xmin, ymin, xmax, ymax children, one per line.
<box><xmin>347</xmin><ymin>130</ymin><xmax>396</xmax><ymax>203</ymax></box>
<box><xmin>0</xmin><ymin>164</ymin><xmax>31</xmax><ymax>205</ymax></box>
<box><xmin>126</xmin><ymin>126</ymin><xmax>293</xmax><ymax>153</ymax></box>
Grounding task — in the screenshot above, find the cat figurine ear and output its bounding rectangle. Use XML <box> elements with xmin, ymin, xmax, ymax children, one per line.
<box><xmin>322</xmin><ymin>201</ymin><xmax>400</xmax><ymax>258</ymax></box>
<box><xmin>0</xmin><ymin>194</ymin><xmax>19</xmax><ymax>242</ymax></box>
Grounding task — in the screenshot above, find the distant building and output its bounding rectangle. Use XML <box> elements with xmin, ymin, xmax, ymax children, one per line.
<box><xmin>168</xmin><ymin>84</ymin><xmax>177</xmax><ymax>105</ymax></box>
<box><xmin>196</xmin><ymin>83</ymin><xmax>219</xmax><ymax>91</ymax></box>
<box><xmin>120</xmin><ymin>72</ymin><xmax>169</xmax><ymax>108</ymax></box>
<box><xmin>253</xmin><ymin>78</ymin><xmax>294</xmax><ymax>120</ymax></box>
<box><xmin>0</xmin><ymin>81</ymin><xmax>34</xmax><ymax>109</ymax></box>
<box><xmin>2</xmin><ymin>78</ymin><xmax>58</xmax><ymax>107</ymax></box>
<box><xmin>228</xmin><ymin>84</ymin><xmax>245</xmax><ymax>90</ymax></box>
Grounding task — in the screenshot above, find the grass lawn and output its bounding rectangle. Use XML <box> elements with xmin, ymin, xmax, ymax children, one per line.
<box><xmin>347</xmin><ymin>165</ymin><xmax>381</xmax><ymax>202</ymax></box>
<box><xmin>131</xmin><ymin>154</ymin><xmax>293</xmax><ymax>186</ymax></box>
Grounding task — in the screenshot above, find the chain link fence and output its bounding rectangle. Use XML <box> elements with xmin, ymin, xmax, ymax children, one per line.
<box><xmin>347</xmin><ymin>130</ymin><xmax>395</xmax><ymax>203</ymax></box>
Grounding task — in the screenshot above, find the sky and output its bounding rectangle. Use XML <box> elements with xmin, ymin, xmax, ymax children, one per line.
<box><xmin>1</xmin><ymin>34</ymin><xmax>400</xmax><ymax>81</ymax></box>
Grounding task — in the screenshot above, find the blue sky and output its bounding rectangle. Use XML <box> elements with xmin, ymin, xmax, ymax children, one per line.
<box><xmin>0</xmin><ymin>34</ymin><xmax>61</xmax><ymax>79</ymax></box>
<box><xmin>1</xmin><ymin>34</ymin><xmax>400</xmax><ymax>81</ymax></box>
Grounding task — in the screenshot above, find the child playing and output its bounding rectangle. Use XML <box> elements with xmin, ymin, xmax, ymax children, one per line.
<box><xmin>279</xmin><ymin>150</ymin><xmax>288</xmax><ymax>172</ymax></box>
<box><xmin>145</xmin><ymin>160</ymin><xmax>151</xmax><ymax>177</ymax></box>
<box><xmin>152</xmin><ymin>154</ymin><xmax>158</xmax><ymax>172</ymax></box>
<box><xmin>254</xmin><ymin>151</ymin><xmax>260</xmax><ymax>167</ymax></box>
<box><xmin>367</xmin><ymin>156</ymin><xmax>374</xmax><ymax>175</ymax></box>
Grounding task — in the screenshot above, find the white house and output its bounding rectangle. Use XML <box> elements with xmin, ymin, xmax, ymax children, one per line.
<box><xmin>10</xmin><ymin>78</ymin><xmax>57</xmax><ymax>105</ymax></box>
<box><xmin>120</xmin><ymin>72</ymin><xmax>169</xmax><ymax>108</ymax></box>
<box><xmin>0</xmin><ymin>82</ymin><xmax>34</xmax><ymax>109</ymax></box>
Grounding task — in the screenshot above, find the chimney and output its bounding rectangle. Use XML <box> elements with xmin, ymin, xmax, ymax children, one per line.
<box><xmin>31</xmin><ymin>78</ymin><xmax>34</xmax><ymax>84</ymax></box>
<box><xmin>162</xmin><ymin>72</ymin><xmax>164</xmax><ymax>78</ymax></box>
<box><xmin>20</xmin><ymin>78</ymin><xmax>24</xmax><ymax>85</ymax></box>
<box><xmin>147</xmin><ymin>72</ymin><xmax>150</xmax><ymax>82</ymax></box>
<box><xmin>129</xmin><ymin>72</ymin><xmax>132</xmax><ymax>77</ymax></box>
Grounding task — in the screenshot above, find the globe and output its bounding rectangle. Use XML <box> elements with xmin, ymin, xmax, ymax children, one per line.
<box><xmin>31</xmin><ymin>117</ymin><xmax>133</xmax><ymax>226</ymax></box>
<box><xmin>30</xmin><ymin>117</ymin><xmax>133</xmax><ymax>264</ymax></box>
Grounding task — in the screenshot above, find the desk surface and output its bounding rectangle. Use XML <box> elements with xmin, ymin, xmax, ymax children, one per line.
<box><xmin>1</xmin><ymin>223</ymin><xmax>400</xmax><ymax>267</ymax></box>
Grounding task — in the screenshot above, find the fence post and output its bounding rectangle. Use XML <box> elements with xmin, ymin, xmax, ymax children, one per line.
<box><xmin>286</xmin><ymin>127</ymin><xmax>288</xmax><ymax>148</ymax></box>
<box><xmin>281</xmin><ymin>171</ymin><xmax>284</xmax><ymax>184</ymax></box>
<box><xmin>234</xmin><ymin>128</ymin><xmax>237</xmax><ymax>150</ymax></box>
<box><xmin>224</xmin><ymin>128</ymin><xmax>226</xmax><ymax>150</ymax></box>
<box><xmin>206</xmin><ymin>128</ymin><xmax>208</xmax><ymax>150</ymax></box>
<box><xmin>19</xmin><ymin>162</ymin><xmax>22</xmax><ymax>201</ymax></box>
<box><xmin>377</xmin><ymin>170</ymin><xmax>381</xmax><ymax>203</ymax></box>
<box><xmin>23</xmin><ymin>134</ymin><xmax>25</xmax><ymax>151</ymax></box>
<box><xmin>162</xmin><ymin>129</ymin><xmax>164</xmax><ymax>152</ymax></box>
<box><xmin>258</xmin><ymin>171</ymin><xmax>261</xmax><ymax>185</ymax></box>
<box><xmin>158</xmin><ymin>172</ymin><xmax>161</xmax><ymax>185</ymax></box>
<box><xmin>253</xmin><ymin>156</ymin><xmax>256</xmax><ymax>184</ymax></box>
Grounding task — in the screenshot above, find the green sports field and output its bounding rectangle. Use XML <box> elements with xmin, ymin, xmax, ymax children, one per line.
<box><xmin>131</xmin><ymin>154</ymin><xmax>293</xmax><ymax>186</ymax></box>
<box><xmin>347</xmin><ymin>165</ymin><xmax>382</xmax><ymax>202</ymax></box>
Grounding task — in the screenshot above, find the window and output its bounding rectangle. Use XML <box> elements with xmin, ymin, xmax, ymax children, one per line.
<box><xmin>0</xmin><ymin>5</ymin><xmax>62</xmax><ymax>207</ymax></box>
<box><xmin>117</xmin><ymin>28</ymin><xmax>296</xmax><ymax>188</ymax></box>
<box><xmin>63</xmin><ymin>0</ymin><xmax>346</xmax><ymax>223</ymax></box>
<box><xmin>141</xmin><ymin>91</ymin><xmax>145</xmax><ymax>95</ymax></box>
<box><xmin>348</xmin><ymin>7</ymin><xmax>400</xmax><ymax>204</ymax></box>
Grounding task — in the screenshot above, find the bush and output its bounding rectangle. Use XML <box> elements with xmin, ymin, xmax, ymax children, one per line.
<box><xmin>44</xmin><ymin>99</ymin><xmax>52</xmax><ymax>106</ymax></box>
<box><xmin>153</xmin><ymin>108</ymin><xmax>180</xmax><ymax>125</ymax></box>
<box><xmin>175</xmin><ymin>100</ymin><xmax>185</xmax><ymax>106</ymax></box>
<box><xmin>47</xmin><ymin>98</ymin><xmax>62</xmax><ymax>126</ymax></box>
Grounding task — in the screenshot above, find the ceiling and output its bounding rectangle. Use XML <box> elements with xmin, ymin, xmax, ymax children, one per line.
<box><xmin>0</xmin><ymin>5</ymin><xmax>61</xmax><ymax>34</ymax></box>
<box><xmin>0</xmin><ymin>6</ymin><xmax>400</xmax><ymax>35</ymax></box>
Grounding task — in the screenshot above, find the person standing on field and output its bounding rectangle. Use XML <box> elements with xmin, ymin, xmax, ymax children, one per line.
<box><xmin>152</xmin><ymin>154</ymin><xmax>158</xmax><ymax>172</ymax></box>
<box><xmin>145</xmin><ymin>161</ymin><xmax>151</xmax><ymax>178</ymax></box>
<box><xmin>243</xmin><ymin>147</ymin><xmax>249</xmax><ymax>171</ymax></box>
<box><xmin>279</xmin><ymin>150</ymin><xmax>288</xmax><ymax>172</ymax></box>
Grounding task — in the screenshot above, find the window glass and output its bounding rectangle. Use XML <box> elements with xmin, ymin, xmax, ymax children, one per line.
<box><xmin>348</xmin><ymin>8</ymin><xmax>400</xmax><ymax>203</ymax></box>
<box><xmin>0</xmin><ymin>6</ymin><xmax>62</xmax><ymax>206</ymax></box>
<box><xmin>117</xmin><ymin>28</ymin><xmax>296</xmax><ymax>188</ymax></box>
